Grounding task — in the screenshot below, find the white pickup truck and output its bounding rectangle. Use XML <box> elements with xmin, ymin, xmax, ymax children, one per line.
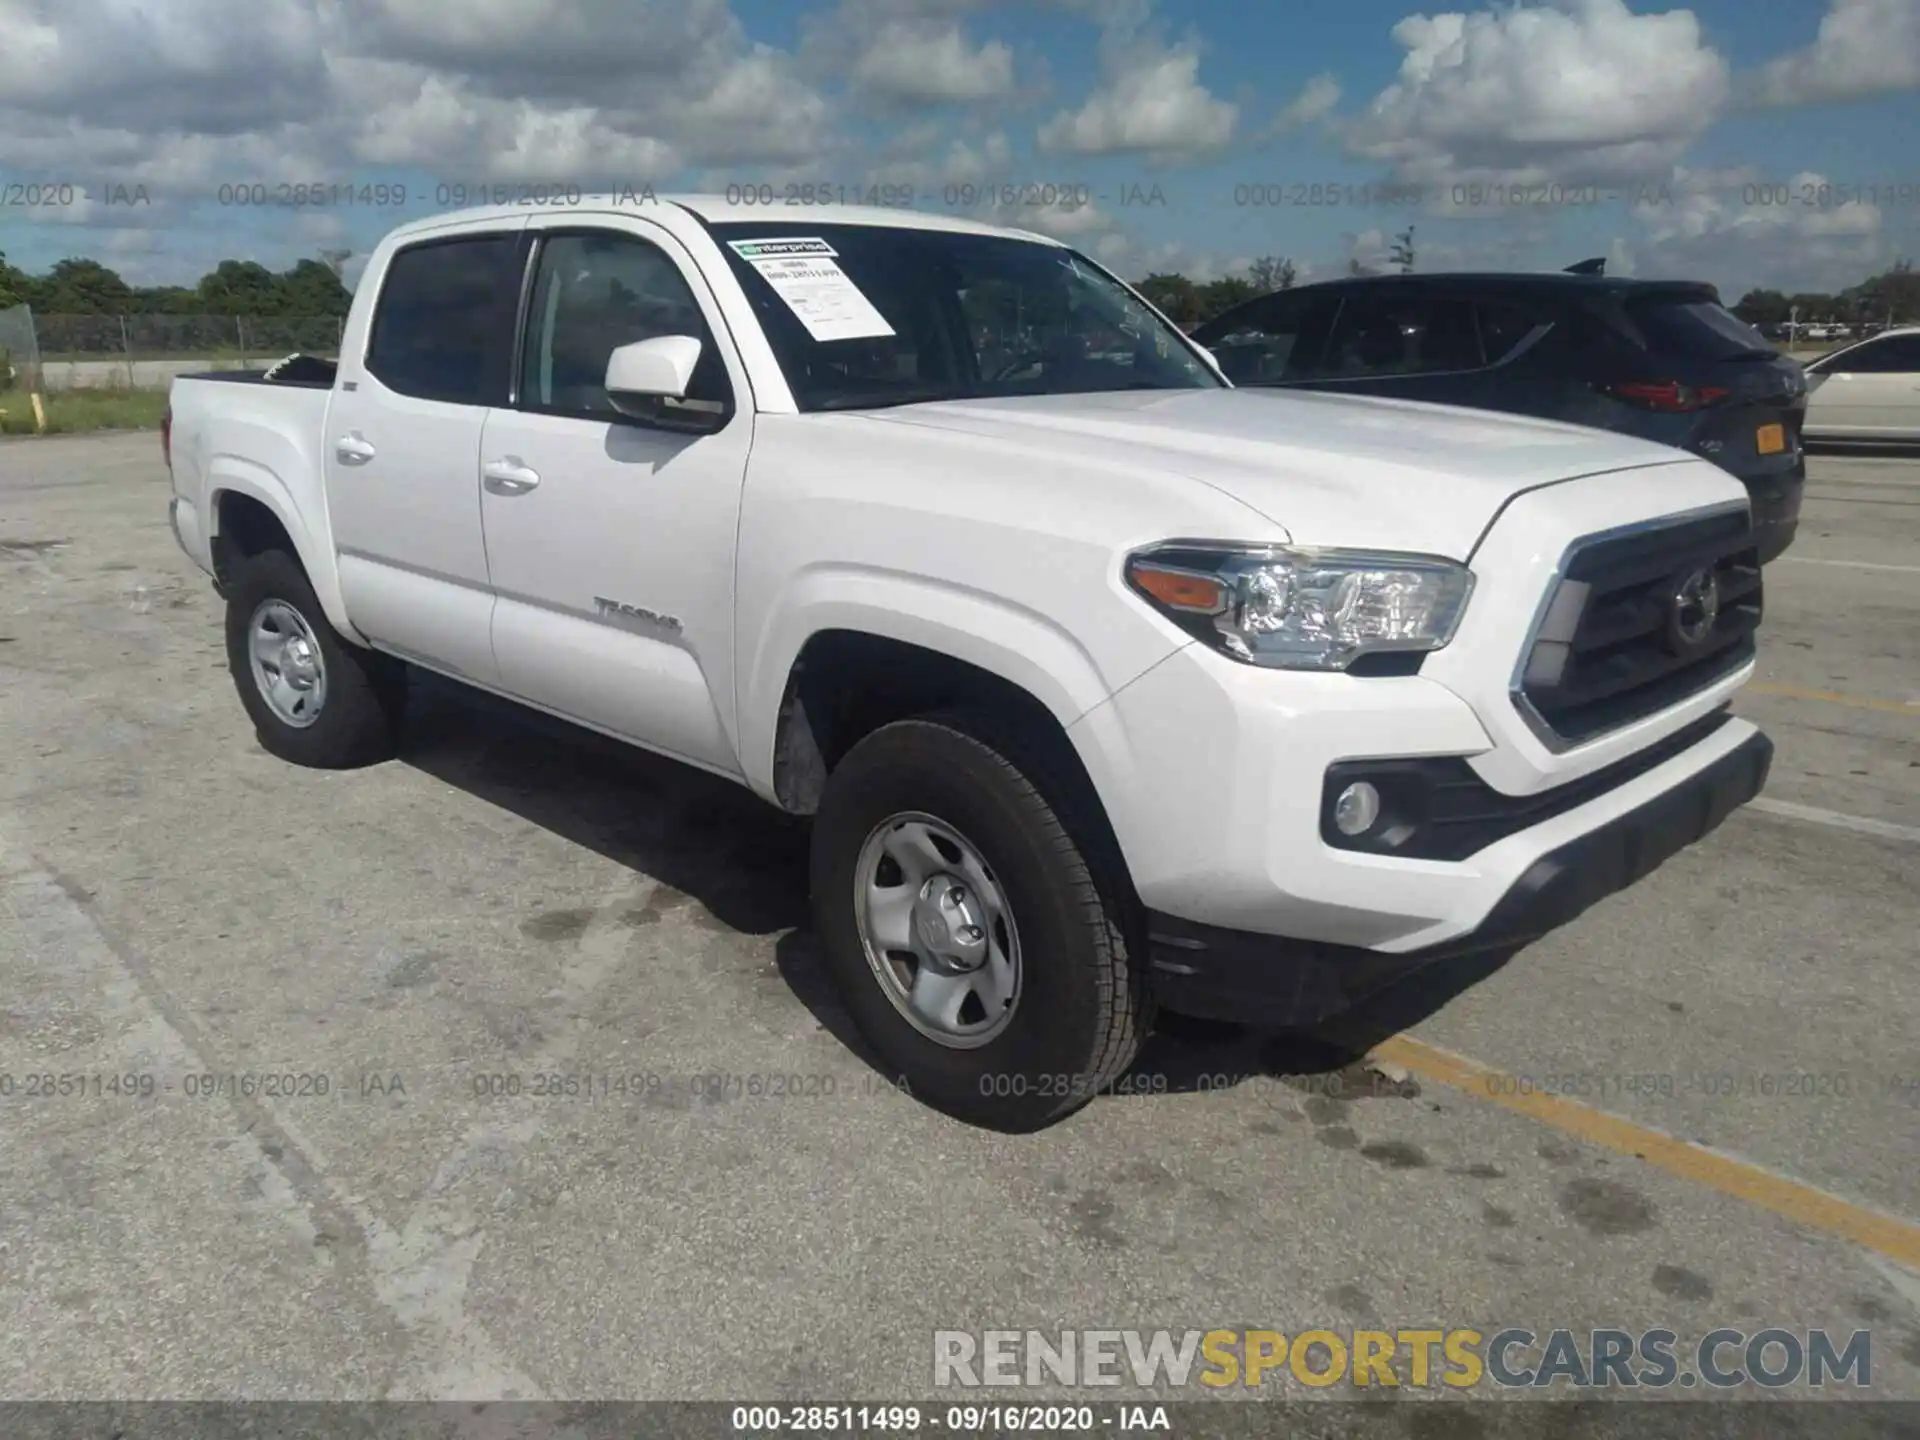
<box><xmin>166</xmin><ymin>196</ymin><xmax>1773</xmax><ymax>1129</ymax></box>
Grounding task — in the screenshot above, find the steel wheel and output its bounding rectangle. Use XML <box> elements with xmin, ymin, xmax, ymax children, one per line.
<box><xmin>852</xmin><ymin>811</ymin><xmax>1022</xmax><ymax>1048</ymax></box>
<box><xmin>246</xmin><ymin>598</ymin><xmax>328</xmax><ymax>729</ymax></box>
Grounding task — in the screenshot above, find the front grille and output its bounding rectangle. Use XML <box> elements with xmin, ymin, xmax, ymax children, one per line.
<box><xmin>1515</xmin><ymin>507</ymin><xmax>1761</xmax><ymax>748</ymax></box>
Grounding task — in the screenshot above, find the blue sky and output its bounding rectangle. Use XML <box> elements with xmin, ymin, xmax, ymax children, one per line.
<box><xmin>2</xmin><ymin>0</ymin><xmax>1915</xmax><ymax>300</ymax></box>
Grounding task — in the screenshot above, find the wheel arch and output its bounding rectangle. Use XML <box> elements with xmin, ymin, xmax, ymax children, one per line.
<box><xmin>765</xmin><ymin>628</ymin><xmax>1139</xmax><ymax>911</ymax></box>
<box><xmin>742</xmin><ymin>573</ymin><xmax>1127</xmax><ymax>797</ymax></box>
<box><xmin>207</xmin><ymin>464</ymin><xmax>361</xmax><ymax>641</ymax></box>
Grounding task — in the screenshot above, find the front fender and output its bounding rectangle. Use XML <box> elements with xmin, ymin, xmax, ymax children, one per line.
<box><xmin>738</xmin><ymin>563</ymin><xmax>1170</xmax><ymax>803</ymax></box>
<box><xmin>207</xmin><ymin>459</ymin><xmax>363</xmax><ymax>644</ymax></box>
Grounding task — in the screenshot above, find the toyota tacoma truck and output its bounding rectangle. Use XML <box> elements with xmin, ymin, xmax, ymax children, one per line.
<box><xmin>165</xmin><ymin>197</ymin><xmax>1774</xmax><ymax>1130</ymax></box>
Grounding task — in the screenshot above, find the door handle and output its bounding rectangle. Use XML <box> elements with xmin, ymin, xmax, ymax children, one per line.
<box><xmin>482</xmin><ymin>458</ymin><xmax>541</xmax><ymax>495</ymax></box>
<box><xmin>335</xmin><ymin>433</ymin><xmax>376</xmax><ymax>465</ymax></box>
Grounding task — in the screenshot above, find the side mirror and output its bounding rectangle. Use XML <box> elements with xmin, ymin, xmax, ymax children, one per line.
<box><xmin>604</xmin><ymin>335</ymin><xmax>727</xmax><ymax>432</ymax></box>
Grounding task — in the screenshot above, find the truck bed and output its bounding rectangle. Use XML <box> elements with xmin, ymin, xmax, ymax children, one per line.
<box><xmin>167</xmin><ymin>366</ymin><xmax>339</xmax><ymax>588</ymax></box>
<box><xmin>180</xmin><ymin>354</ymin><xmax>338</xmax><ymax>390</ymax></box>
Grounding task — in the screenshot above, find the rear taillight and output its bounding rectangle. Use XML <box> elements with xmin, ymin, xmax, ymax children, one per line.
<box><xmin>160</xmin><ymin>406</ymin><xmax>172</xmax><ymax>472</ymax></box>
<box><xmin>1601</xmin><ymin>380</ymin><xmax>1730</xmax><ymax>413</ymax></box>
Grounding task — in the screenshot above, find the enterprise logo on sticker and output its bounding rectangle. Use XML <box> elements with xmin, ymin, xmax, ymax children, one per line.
<box><xmin>727</xmin><ymin>237</ymin><xmax>837</xmax><ymax>259</ymax></box>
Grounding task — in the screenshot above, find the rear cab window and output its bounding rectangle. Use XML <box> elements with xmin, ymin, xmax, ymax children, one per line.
<box><xmin>364</xmin><ymin>233</ymin><xmax>525</xmax><ymax>405</ymax></box>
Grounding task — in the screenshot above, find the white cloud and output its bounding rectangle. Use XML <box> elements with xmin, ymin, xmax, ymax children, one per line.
<box><xmin>942</xmin><ymin>133</ymin><xmax>1016</xmax><ymax>188</ymax></box>
<box><xmin>672</xmin><ymin>46</ymin><xmax>835</xmax><ymax>165</ymax></box>
<box><xmin>20</xmin><ymin>193</ymin><xmax>99</xmax><ymax>226</ymax></box>
<box><xmin>1635</xmin><ymin>169</ymin><xmax>1883</xmax><ymax>244</ymax></box>
<box><xmin>1627</xmin><ymin>168</ymin><xmax>1889</xmax><ymax>293</ymax></box>
<box><xmin>1347</xmin><ymin>227</ymin><xmax>1391</xmax><ymax>271</ymax></box>
<box><xmin>0</xmin><ymin>0</ymin><xmax>330</xmax><ymax>134</ymax></box>
<box><xmin>293</xmin><ymin>212</ymin><xmax>351</xmax><ymax>248</ymax></box>
<box><xmin>1751</xmin><ymin>0</ymin><xmax>1920</xmax><ymax>108</ymax></box>
<box><xmin>337</xmin><ymin>64</ymin><xmax>691</xmax><ymax>180</ymax></box>
<box><xmin>332</xmin><ymin>66</ymin><xmax>679</xmax><ymax>179</ymax></box>
<box><xmin>328</xmin><ymin>1</ymin><xmax>833</xmax><ymax>172</ymax></box>
<box><xmin>1346</xmin><ymin>0</ymin><xmax>1730</xmax><ymax>188</ymax></box>
<box><xmin>100</xmin><ymin>228</ymin><xmax>162</xmax><ymax>256</ymax></box>
<box><xmin>864</xmin><ymin>129</ymin><xmax>1014</xmax><ymax>190</ymax></box>
<box><xmin>321</xmin><ymin>0</ymin><xmax>743</xmax><ymax>102</ymax></box>
<box><xmin>1037</xmin><ymin>36</ymin><xmax>1237</xmax><ymax>161</ymax></box>
<box><xmin>848</xmin><ymin>20</ymin><xmax>1015</xmax><ymax>103</ymax></box>
<box><xmin>1264</xmin><ymin>73</ymin><xmax>1342</xmax><ymax>138</ymax></box>
<box><xmin>989</xmin><ymin>195</ymin><xmax>1116</xmax><ymax>241</ymax></box>
<box><xmin>0</xmin><ymin>0</ymin><xmax>835</xmax><ymax>210</ymax></box>
<box><xmin>1091</xmin><ymin>234</ymin><xmax>1255</xmax><ymax>285</ymax></box>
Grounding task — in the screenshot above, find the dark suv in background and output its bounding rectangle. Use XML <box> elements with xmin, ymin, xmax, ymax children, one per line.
<box><xmin>1191</xmin><ymin>270</ymin><xmax>1807</xmax><ymax>562</ymax></box>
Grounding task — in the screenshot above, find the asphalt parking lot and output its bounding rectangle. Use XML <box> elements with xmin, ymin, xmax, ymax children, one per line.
<box><xmin>1</xmin><ymin>433</ymin><xmax>1916</xmax><ymax>1419</ymax></box>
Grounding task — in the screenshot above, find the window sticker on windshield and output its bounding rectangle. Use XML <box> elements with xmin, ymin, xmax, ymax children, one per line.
<box><xmin>727</xmin><ymin>238</ymin><xmax>895</xmax><ymax>342</ymax></box>
<box><xmin>727</xmin><ymin>238</ymin><xmax>837</xmax><ymax>260</ymax></box>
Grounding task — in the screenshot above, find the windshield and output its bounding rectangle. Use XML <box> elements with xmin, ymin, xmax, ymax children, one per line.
<box><xmin>705</xmin><ymin>222</ymin><xmax>1222</xmax><ymax>411</ymax></box>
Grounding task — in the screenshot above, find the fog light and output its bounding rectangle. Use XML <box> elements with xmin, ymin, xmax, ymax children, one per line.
<box><xmin>1334</xmin><ymin>782</ymin><xmax>1382</xmax><ymax>837</ymax></box>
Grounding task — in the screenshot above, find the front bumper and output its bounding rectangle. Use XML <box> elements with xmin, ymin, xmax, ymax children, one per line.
<box><xmin>1144</xmin><ymin>726</ymin><xmax>1772</xmax><ymax>1027</ymax></box>
<box><xmin>1068</xmin><ymin>630</ymin><xmax>1758</xmax><ymax>956</ymax></box>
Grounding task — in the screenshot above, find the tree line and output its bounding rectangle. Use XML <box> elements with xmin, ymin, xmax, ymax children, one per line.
<box><xmin>2</xmin><ymin>243</ymin><xmax>1912</xmax><ymax>332</ymax></box>
<box><xmin>0</xmin><ymin>251</ymin><xmax>353</xmax><ymax>318</ymax></box>
<box><xmin>1729</xmin><ymin>259</ymin><xmax>1917</xmax><ymax>328</ymax></box>
<box><xmin>1135</xmin><ymin>256</ymin><xmax>1298</xmax><ymax>327</ymax></box>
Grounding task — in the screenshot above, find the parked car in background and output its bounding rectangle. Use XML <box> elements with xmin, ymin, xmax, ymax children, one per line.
<box><xmin>1192</xmin><ymin>270</ymin><xmax>1807</xmax><ymax>562</ymax></box>
<box><xmin>1802</xmin><ymin>325</ymin><xmax>1920</xmax><ymax>443</ymax></box>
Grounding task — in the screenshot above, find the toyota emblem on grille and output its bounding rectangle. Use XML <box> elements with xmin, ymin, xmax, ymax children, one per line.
<box><xmin>1667</xmin><ymin>567</ymin><xmax>1721</xmax><ymax>652</ymax></box>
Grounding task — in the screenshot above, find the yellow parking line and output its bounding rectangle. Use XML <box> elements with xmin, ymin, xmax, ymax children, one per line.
<box><xmin>1745</xmin><ymin>682</ymin><xmax>1919</xmax><ymax>714</ymax></box>
<box><xmin>1368</xmin><ymin>1034</ymin><xmax>1920</xmax><ymax>1270</ymax></box>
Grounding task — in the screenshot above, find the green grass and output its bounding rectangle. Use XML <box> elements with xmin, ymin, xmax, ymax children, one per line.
<box><xmin>0</xmin><ymin>389</ymin><xmax>170</xmax><ymax>436</ymax></box>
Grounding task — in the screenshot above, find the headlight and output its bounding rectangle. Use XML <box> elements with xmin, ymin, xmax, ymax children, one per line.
<box><xmin>1125</xmin><ymin>542</ymin><xmax>1473</xmax><ymax>671</ymax></box>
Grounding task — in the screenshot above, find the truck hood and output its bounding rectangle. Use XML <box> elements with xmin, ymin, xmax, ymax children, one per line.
<box><xmin>862</xmin><ymin>388</ymin><xmax>1695</xmax><ymax>560</ymax></box>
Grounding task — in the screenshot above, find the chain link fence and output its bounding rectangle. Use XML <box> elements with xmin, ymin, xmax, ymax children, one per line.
<box><xmin>13</xmin><ymin>312</ymin><xmax>347</xmax><ymax>391</ymax></box>
<box><xmin>0</xmin><ymin>305</ymin><xmax>42</xmax><ymax>396</ymax></box>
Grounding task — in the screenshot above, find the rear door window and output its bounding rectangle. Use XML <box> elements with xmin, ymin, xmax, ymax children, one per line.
<box><xmin>1625</xmin><ymin>298</ymin><xmax>1773</xmax><ymax>360</ymax></box>
<box><xmin>1322</xmin><ymin>296</ymin><xmax>1482</xmax><ymax>378</ymax></box>
<box><xmin>366</xmin><ymin>234</ymin><xmax>523</xmax><ymax>405</ymax></box>
<box><xmin>1475</xmin><ymin>300</ymin><xmax>1555</xmax><ymax>365</ymax></box>
<box><xmin>1197</xmin><ymin>293</ymin><xmax>1315</xmax><ymax>384</ymax></box>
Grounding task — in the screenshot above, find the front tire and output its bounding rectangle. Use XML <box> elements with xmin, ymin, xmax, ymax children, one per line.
<box><xmin>224</xmin><ymin>548</ymin><xmax>404</xmax><ymax>769</ymax></box>
<box><xmin>810</xmin><ymin>713</ymin><xmax>1149</xmax><ymax>1131</ymax></box>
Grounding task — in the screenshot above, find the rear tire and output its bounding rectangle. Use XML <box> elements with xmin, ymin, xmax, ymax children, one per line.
<box><xmin>224</xmin><ymin>548</ymin><xmax>404</xmax><ymax>769</ymax></box>
<box><xmin>810</xmin><ymin>711</ymin><xmax>1149</xmax><ymax>1131</ymax></box>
